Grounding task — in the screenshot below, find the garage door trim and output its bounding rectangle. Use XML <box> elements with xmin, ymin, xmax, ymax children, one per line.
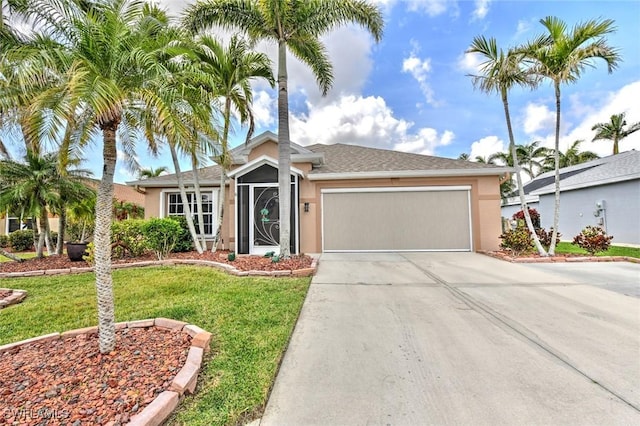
<box><xmin>321</xmin><ymin>186</ymin><xmax>473</xmax><ymax>253</ymax></box>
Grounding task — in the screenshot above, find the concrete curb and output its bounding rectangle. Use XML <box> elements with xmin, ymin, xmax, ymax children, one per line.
<box><xmin>0</xmin><ymin>288</ymin><xmax>27</xmax><ymax>309</ymax></box>
<box><xmin>0</xmin><ymin>256</ymin><xmax>319</xmax><ymax>279</ymax></box>
<box><xmin>0</xmin><ymin>318</ymin><xmax>211</xmax><ymax>426</ymax></box>
<box><xmin>478</xmin><ymin>250</ymin><xmax>640</xmax><ymax>264</ymax></box>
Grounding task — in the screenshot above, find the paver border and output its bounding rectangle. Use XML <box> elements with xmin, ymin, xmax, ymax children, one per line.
<box><xmin>0</xmin><ymin>318</ymin><xmax>212</xmax><ymax>426</ymax></box>
<box><xmin>479</xmin><ymin>250</ymin><xmax>640</xmax><ymax>264</ymax></box>
<box><xmin>0</xmin><ymin>288</ymin><xmax>27</xmax><ymax>308</ymax></box>
<box><xmin>0</xmin><ymin>257</ymin><xmax>319</xmax><ymax>279</ymax></box>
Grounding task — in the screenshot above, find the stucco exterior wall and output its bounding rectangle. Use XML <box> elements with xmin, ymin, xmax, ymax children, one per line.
<box><xmin>537</xmin><ymin>180</ymin><xmax>640</xmax><ymax>245</ymax></box>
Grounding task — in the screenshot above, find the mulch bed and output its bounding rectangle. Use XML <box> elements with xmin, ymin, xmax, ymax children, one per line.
<box><xmin>0</xmin><ymin>290</ymin><xmax>12</xmax><ymax>299</ymax></box>
<box><xmin>0</xmin><ymin>328</ymin><xmax>191</xmax><ymax>426</ymax></box>
<box><xmin>482</xmin><ymin>250</ymin><xmax>639</xmax><ymax>263</ymax></box>
<box><xmin>0</xmin><ymin>250</ymin><xmax>312</xmax><ymax>274</ymax></box>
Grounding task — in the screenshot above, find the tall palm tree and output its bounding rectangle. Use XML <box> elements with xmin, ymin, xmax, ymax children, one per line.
<box><xmin>185</xmin><ymin>0</ymin><xmax>383</xmax><ymax>257</ymax></box>
<box><xmin>542</xmin><ymin>140</ymin><xmax>599</xmax><ymax>172</ymax></box>
<box><xmin>591</xmin><ymin>112</ymin><xmax>640</xmax><ymax>155</ymax></box>
<box><xmin>457</xmin><ymin>153</ymin><xmax>470</xmax><ymax>160</ymax></box>
<box><xmin>516</xmin><ymin>140</ymin><xmax>547</xmax><ymax>179</ymax></box>
<box><xmin>193</xmin><ymin>34</ymin><xmax>274</xmax><ymax>252</ymax></box>
<box><xmin>524</xmin><ymin>16</ymin><xmax>620</xmax><ymax>255</ymax></box>
<box><xmin>1</xmin><ymin>0</ymin><xmax>197</xmax><ymax>353</ymax></box>
<box><xmin>467</xmin><ymin>36</ymin><xmax>547</xmax><ymax>255</ymax></box>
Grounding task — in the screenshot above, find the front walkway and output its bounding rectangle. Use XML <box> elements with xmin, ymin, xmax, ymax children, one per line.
<box><xmin>260</xmin><ymin>252</ymin><xmax>640</xmax><ymax>425</ymax></box>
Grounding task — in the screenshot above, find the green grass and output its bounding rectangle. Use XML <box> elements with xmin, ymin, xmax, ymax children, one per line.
<box><xmin>555</xmin><ymin>242</ymin><xmax>640</xmax><ymax>258</ymax></box>
<box><xmin>0</xmin><ymin>266</ymin><xmax>311</xmax><ymax>425</ymax></box>
<box><xmin>0</xmin><ymin>251</ymin><xmax>37</xmax><ymax>262</ymax></box>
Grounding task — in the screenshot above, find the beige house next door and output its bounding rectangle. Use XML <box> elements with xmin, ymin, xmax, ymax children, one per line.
<box><xmin>321</xmin><ymin>187</ymin><xmax>472</xmax><ymax>252</ymax></box>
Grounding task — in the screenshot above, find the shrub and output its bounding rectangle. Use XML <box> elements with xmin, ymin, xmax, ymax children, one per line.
<box><xmin>535</xmin><ymin>228</ymin><xmax>561</xmax><ymax>251</ymax></box>
<box><xmin>572</xmin><ymin>226</ymin><xmax>613</xmax><ymax>255</ymax></box>
<box><xmin>500</xmin><ymin>226</ymin><xmax>533</xmax><ymax>256</ymax></box>
<box><xmin>0</xmin><ymin>235</ymin><xmax>8</xmax><ymax>248</ymax></box>
<box><xmin>111</xmin><ymin>219</ymin><xmax>148</xmax><ymax>258</ymax></box>
<box><xmin>512</xmin><ymin>208</ymin><xmax>540</xmax><ymax>229</ymax></box>
<box><xmin>83</xmin><ymin>242</ymin><xmax>95</xmax><ymax>265</ymax></box>
<box><xmin>141</xmin><ymin>218</ymin><xmax>181</xmax><ymax>260</ymax></box>
<box><xmin>167</xmin><ymin>216</ymin><xmax>194</xmax><ymax>253</ymax></box>
<box><xmin>9</xmin><ymin>229</ymin><xmax>34</xmax><ymax>252</ymax></box>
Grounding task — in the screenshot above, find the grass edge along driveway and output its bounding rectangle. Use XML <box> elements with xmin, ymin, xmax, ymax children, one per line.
<box><xmin>0</xmin><ymin>265</ymin><xmax>311</xmax><ymax>426</ymax></box>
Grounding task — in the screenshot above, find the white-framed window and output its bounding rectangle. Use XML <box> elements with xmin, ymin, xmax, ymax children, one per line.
<box><xmin>165</xmin><ymin>191</ymin><xmax>215</xmax><ymax>236</ymax></box>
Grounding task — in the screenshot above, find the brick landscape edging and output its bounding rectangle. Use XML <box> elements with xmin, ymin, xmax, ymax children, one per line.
<box><xmin>0</xmin><ymin>288</ymin><xmax>27</xmax><ymax>308</ymax></box>
<box><xmin>0</xmin><ymin>257</ymin><xmax>319</xmax><ymax>279</ymax></box>
<box><xmin>479</xmin><ymin>250</ymin><xmax>640</xmax><ymax>264</ymax></box>
<box><xmin>0</xmin><ymin>318</ymin><xmax>211</xmax><ymax>426</ymax></box>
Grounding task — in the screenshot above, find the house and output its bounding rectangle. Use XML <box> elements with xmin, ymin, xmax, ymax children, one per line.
<box><xmin>0</xmin><ymin>182</ymin><xmax>145</xmax><ymax>236</ymax></box>
<box><xmin>128</xmin><ymin>131</ymin><xmax>510</xmax><ymax>254</ymax></box>
<box><xmin>501</xmin><ymin>150</ymin><xmax>640</xmax><ymax>245</ymax></box>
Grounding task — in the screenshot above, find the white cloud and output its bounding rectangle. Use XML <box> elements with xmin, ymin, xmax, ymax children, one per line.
<box><xmin>469</xmin><ymin>135</ymin><xmax>505</xmax><ymax>162</ymax></box>
<box><xmin>514</xmin><ymin>18</ymin><xmax>535</xmax><ymax>39</ymax></box>
<box><xmin>472</xmin><ymin>0</ymin><xmax>491</xmax><ymax>21</ymax></box>
<box><xmin>457</xmin><ymin>51</ymin><xmax>483</xmax><ymax>75</ymax></box>
<box><xmin>406</xmin><ymin>0</ymin><xmax>458</xmax><ymax>17</ymax></box>
<box><xmin>523</xmin><ymin>103</ymin><xmax>556</xmax><ymax>135</ymax></box>
<box><xmin>251</xmin><ymin>90</ymin><xmax>276</xmax><ymax>128</ymax></box>
<box><xmin>402</xmin><ymin>43</ymin><xmax>437</xmax><ymax>106</ymax></box>
<box><xmin>289</xmin><ymin>95</ymin><xmax>454</xmax><ymax>155</ymax></box>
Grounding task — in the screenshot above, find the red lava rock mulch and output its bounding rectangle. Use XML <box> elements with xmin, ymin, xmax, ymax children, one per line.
<box><xmin>0</xmin><ymin>250</ymin><xmax>313</xmax><ymax>274</ymax></box>
<box><xmin>480</xmin><ymin>250</ymin><xmax>640</xmax><ymax>264</ymax></box>
<box><xmin>0</xmin><ymin>327</ymin><xmax>191</xmax><ymax>426</ymax></box>
<box><xmin>0</xmin><ymin>290</ymin><xmax>11</xmax><ymax>299</ymax></box>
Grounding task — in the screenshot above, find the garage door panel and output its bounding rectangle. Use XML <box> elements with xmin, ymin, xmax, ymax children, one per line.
<box><xmin>323</xmin><ymin>189</ymin><xmax>471</xmax><ymax>251</ymax></box>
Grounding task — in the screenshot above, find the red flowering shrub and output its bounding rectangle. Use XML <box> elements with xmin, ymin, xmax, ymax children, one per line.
<box><xmin>535</xmin><ymin>228</ymin><xmax>561</xmax><ymax>251</ymax></box>
<box><xmin>512</xmin><ymin>208</ymin><xmax>540</xmax><ymax>229</ymax></box>
<box><xmin>500</xmin><ymin>226</ymin><xmax>533</xmax><ymax>256</ymax></box>
<box><xmin>572</xmin><ymin>226</ymin><xmax>613</xmax><ymax>255</ymax></box>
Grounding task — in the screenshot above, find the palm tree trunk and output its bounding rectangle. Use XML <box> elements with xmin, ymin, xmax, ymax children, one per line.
<box><xmin>0</xmin><ymin>248</ymin><xmax>22</xmax><ymax>262</ymax></box>
<box><xmin>548</xmin><ymin>81</ymin><xmax>562</xmax><ymax>255</ymax></box>
<box><xmin>36</xmin><ymin>208</ymin><xmax>47</xmax><ymax>258</ymax></box>
<box><xmin>502</xmin><ymin>91</ymin><xmax>547</xmax><ymax>256</ymax></box>
<box><xmin>56</xmin><ymin>208</ymin><xmax>66</xmax><ymax>255</ymax></box>
<box><xmin>613</xmin><ymin>136</ymin><xmax>619</xmax><ymax>155</ymax></box>
<box><xmin>277</xmin><ymin>40</ymin><xmax>292</xmax><ymax>258</ymax></box>
<box><xmin>42</xmin><ymin>214</ymin><xmax>52</xmax><ymax>256</ymax></box>
<box><xmin>95</xmin><ymin>124</ymin><xmax>118</xmax><ymax>354</ymax></box>
<box><xmin>191</xmin><ymin>153</ymin><xmax>207</xmax><ymax>249</ymax></box>
<box><xmin>169</xmin><ymin>143</ymin><xmax>203</xmax><ymax>254</ymax></box>
<box><xmin>212</xmin><ymin>98</ymin><xmax>232</xmax><ymax>253</ymax></box>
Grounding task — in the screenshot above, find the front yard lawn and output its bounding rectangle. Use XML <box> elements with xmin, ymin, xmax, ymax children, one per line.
<box><xmin>0</xmin><ymin>266</ymin><xmax>310</xmax><ymax>425</ymax></box>
<box><xmin>555</xmin><ymin>242</ymin><xmax>640</xmax><ymax>258</ymax></box>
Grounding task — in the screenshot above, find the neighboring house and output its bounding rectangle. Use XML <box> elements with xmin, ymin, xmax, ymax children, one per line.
<box><xmin>0</xmin><ymin>182</ymin><xmax>145</xmax><ymax>236</ymax></box>
<box><xmin>129</xmin><ymin>131</ymin><xmax>509</xmax><ymax>254</ymax></box>
<box><xmin>501</xmin><ymin>150</ymin><xmax>640</xmax><ymax>245</ymax></box>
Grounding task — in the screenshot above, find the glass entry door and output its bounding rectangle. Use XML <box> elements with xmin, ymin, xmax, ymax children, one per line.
<box><xmin>250</xmin><ymin>185</ymin><xmax>280</xmax><ymax>254</ymax></box>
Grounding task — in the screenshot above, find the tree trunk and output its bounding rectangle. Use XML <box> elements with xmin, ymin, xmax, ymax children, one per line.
<box><xmin>0</xmin><ymin>248</ymin><xmax>22</xmax><ymax>262</ymax></box>
<box><xmin>43</xmin><ymin>213</ymin><xmax>52</xmax><ymax>256</ymax></box>
<box><xmin>277</xmin><ymin>40</ymin><xmax>292</xmax><ymax>258</ymax></box>
<box><xmin>36</xmin><ymin>208</ymin><xmax>46</xmax><ymax>258</ymax></box>
<box><xmin>613</xmin><ymin>137</ymin><xmax>619</xmax><ymax>155</ymax></box>
<box><xmin>502</xmin><ymin>91</ymin><xmax>547</xmax><ymax>256</ymax></box>
<box><xmin>549</xmin><ymin>80</ymin><xmax>562</xmax><ymax>255</ymax></box>
<box><xmin>56</xmin><ymin>208</ymin><xmax>66</xmax><ymax>255</ymax></box>
<box><xmin>212</xmin><ymin>98</ymin><xmax>232</xmax><ymax>253</ymax></box>
<box><xmin>169</xmin><ymin>143</ymin><xmax>203</xmax><ymax>254</ymax></box>
<box><xmin>191</xmin><ymin>152</ymin><xmax>207</xmax><ymax>249</ymax></box>
<box><xmin>95</xmin><ymin>124</ymin><xmax>118</xmax><ymax>354</ymax></box>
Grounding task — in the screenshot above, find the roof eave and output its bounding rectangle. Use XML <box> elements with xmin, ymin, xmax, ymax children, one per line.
<box><xmin>307</xmin><ymin>167</ymin><xmax>512</xmax><ymax>181</ymax></box>
<box><xmin>530</xmin><ymin>173</ymin><xmax>640</xmax><ymax>195</ymax></box>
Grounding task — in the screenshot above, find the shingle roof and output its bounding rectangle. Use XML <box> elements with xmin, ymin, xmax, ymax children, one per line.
<box><xmin>306</xmin><ymin>143</ymin><xmax>504</xmax><ymax>174</ymax></box>
<box><xmin>128</xmin><ymin>165</ymin><xmax>224</xmax><ymax>187</ymax></box>
<box><xmin>530</xmin><ymin>150</ymin><xmax>640</xmax><ymax>195</ymax></box>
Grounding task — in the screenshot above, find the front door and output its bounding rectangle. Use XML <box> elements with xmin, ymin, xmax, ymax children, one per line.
<box><xmin>250</xmin><ymin>185</ymin><xmax>280</xmax><ymax>255</ymax></box>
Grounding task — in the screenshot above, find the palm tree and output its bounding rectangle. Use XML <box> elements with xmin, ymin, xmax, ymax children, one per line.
<box><xmin>516</xmin><ymin>140</ymin><xmax>547</xmax><ymax>179</ymax></box>
<box><xmin>524</xmin><ymin>16</ymin><xmax>620</xmax><ymax>255</ymax></box>
<box><xmin>542</xmin><ymin>140</ymin><xmax>599</xmax><ymax>172</ymax></box>
<box><xmin>193</xmin><ymin>34</ymin><xmax>274</xmax><ymax>252</ymax></box>
<box><xmin>1</xmin><ymin>0</ymin><xmax>197</xmax><ymax>353</ymax></box>
<box><xmin>185</xmin><ymin>0</ymin><xmax>383</xmax><ymax>257</ymax></box>
<box><xmin>591</xmin><ymin>112</ymin><xmax>640</xmax><ymax>155</ymax></box>
<box><xmin>457</xmin><ymin>153</ymin><xmax>470</xmax><ymax>160</ymax></box>
<box><xmin>138</xmin><ymin>166</ymin><xmax>168</xmax><ymax>179</ymax></box>
<box><xmin>467</xmin><ymin>36</ymin><xmax>547</xmax><ymax>255</ymax></box>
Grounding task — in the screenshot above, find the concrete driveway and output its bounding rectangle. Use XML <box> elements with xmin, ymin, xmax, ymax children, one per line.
<box><xmin>260</xmin><ymin>252</ymin><xmax>640</xmax><ymax>426</ymax></box>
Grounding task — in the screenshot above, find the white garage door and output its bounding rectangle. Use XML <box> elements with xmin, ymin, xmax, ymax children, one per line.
<box><xmin>322</xmin><ymin>187</ymin><xmax>472</xmax><ymax>252</ymax></box>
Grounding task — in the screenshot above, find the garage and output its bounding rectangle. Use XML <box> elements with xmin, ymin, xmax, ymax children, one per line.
<box><xmin>321</xmin><ymin>187</ymin><xmax>472</xmax><ymax>252</ymax></box>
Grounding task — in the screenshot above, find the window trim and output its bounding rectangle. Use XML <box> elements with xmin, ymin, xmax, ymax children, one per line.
<box><xmin>159</xmin><ymin>188</ymin><xmax>218</xmax><ymax>238</ymax></box>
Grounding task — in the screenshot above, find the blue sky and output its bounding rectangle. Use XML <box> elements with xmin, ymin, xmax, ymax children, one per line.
<box><xmin>6</xmin><ymin>0</ymin><xmax>640</xmax><ymax>183</ymax></box>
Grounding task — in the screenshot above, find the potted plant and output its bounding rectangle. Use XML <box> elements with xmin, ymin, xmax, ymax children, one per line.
<box><xmin>66</xmin><ymin>241</ymin><xmax>89</xmax><ymax>261</ymax></box>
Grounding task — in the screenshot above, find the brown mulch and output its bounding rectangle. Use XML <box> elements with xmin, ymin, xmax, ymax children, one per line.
<box><xmin>0</xmin><ymin>328</ymin><xmax>191</xmax><ymax>426</ymax></box>
<box><xmin>0</xmin><ymin>290</ymin><xmax>12</xmax><ymax>299</ymax></box>
<box><xmin>0</xmin><ymin>251</ymin><xmax>313</xmax><ymax>274</ymax></box>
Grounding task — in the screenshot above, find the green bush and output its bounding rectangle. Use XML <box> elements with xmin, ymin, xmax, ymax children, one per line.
<box><xmin>572</xmin><ymin>226</ymin><xmax>613</xmax><ymax>255</ymax></box>
<box><xmin>141</xmin><ymin>218</ymin><xmax>181</xmax><ymax>260</ymax></box>
<box><xmin>500</xmin><ymin>226</ymin><xmax>533</xmax><ymax>256</ymax></box>
<box><xmin>111</xmin><ymin>219</ymin><xmax>148</xmax><ymax>258</ymax></box>
<box><xmin>0</xmin><ymin>234</ymin><xmax>8</xmax><ymax>248</ymax></box>
<box><xmin>535</xmin><ymin>228</ymin><xmax>561</xmax><ymax>251</ymax></box>
<box><xmin>167</xmin><ymin>216</ymin><xmax>194</xmax><ymax>253</ymax></box>
<box><xmin>9</xmin><ymin>229</ymin><xmax>34</xmax><ymax>252</ymax></box>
